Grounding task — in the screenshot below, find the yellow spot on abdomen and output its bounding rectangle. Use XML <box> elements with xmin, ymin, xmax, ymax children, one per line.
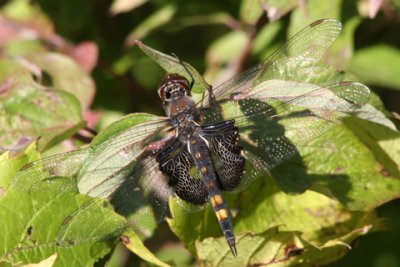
<box><xmin>215</xmin><ymin>210</ymin><xmax>221</xmax><ymax>221</ymax></box>
<box><xmin>217</xmin><ymin>209</ymin><xmax>228</xmax><ymax>221</ymax></box>
<box><xmin>201</xmin><ymin>166</ymin><xmax>207</xmax><ymax>174</ymax></box>
<box><xmin>210</xmin><ymin>194</ymin><xmax>223</xmax><ymax>207</ymax></box>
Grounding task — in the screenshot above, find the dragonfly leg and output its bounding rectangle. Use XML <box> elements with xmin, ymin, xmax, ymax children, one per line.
<box><xmin>207</xmin><ymin>85</ymin><xmax>217</xmax><ymax>108</ymax></box>
<box><xmin>200</xmin><ymin>85</ymin><xmax>216</xmax><ymax>109</ymax></box>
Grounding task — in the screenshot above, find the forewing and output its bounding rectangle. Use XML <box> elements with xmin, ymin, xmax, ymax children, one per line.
<box><xmin>12</xmin><ymin>117</ymin><xmax>169</xmax><ymax>196</ymax></box>
<box><xmin>11</xmin><ymin>117</ymin><xmax>174</xmax><ymax>239</ymax></box>
<box><xmin>12</xmin><ymin>148</ymin><xmax>93</xmax><ymax>193</ymax></box>
<box><xmin>197</xmin><ymin>19</ymin><xmax>342</xmax><ymax>108</ymax></box>
<box><xmin>76</xmin><ymin>118</ymin><xmax>169</xmax><ymax>198</ymax></box>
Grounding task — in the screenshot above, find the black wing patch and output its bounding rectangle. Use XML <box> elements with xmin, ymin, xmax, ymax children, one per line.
<box><xmin>203</xmin><ymin>120</ymin><xmax>245</xmax><ymax>191</ymax></box>
<box><xmin>156</xmin><ymin>120</ymin><xmax>244</xmax><ymax>204</ymax></box>
<box><xmin>157</xmin><ymin>139</ymin><xmax>208</xmax><ymax>205</ymax></box>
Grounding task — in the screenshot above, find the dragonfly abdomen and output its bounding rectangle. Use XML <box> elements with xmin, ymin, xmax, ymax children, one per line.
<box><xmin>189</xmin><ymin>135</ymin><xmax>237</xmax><ymax>256</ymax></box>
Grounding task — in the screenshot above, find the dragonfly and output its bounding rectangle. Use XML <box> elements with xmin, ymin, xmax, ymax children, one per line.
<box><xmin>12</xmin><ymin>19</ymin><xmax>370</xmax><ymax>257</ymax></box>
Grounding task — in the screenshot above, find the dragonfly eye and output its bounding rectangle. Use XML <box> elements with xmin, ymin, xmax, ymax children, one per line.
<box><xmin>158</xmin><ymin>86</ymin><xmax>173</xmax><ymax>101</ymax></box>
<box><xmin>165</xmin><ymin>89</ymin><xmax>172</xmax><ymax>100</ymax></box>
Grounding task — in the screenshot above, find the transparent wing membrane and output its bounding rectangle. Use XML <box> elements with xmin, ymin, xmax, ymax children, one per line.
<box><xmin>12</xmin><ymin>118</ymin><xmax>176</xmax><ymax>239</ymax></box>
<box><xmin>13</xmin><ymin>118</ymin><xmax>168</xmax><ymax>193</ymax></box>
<box><xmin>198</xmin><ymin>19</ymin><xmax>343</xmax><ymax>108</ymax></box>
<box><xmin>203</xmin><ymin>80</ymin><xmax>369</xmax><ymax>190</ymax></box>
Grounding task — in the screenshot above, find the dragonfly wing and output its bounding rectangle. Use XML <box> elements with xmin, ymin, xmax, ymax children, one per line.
<box><xmin>103</xmin><ymin>151</ymin><xmax>175</xmax><ymax>238</ymax></box>
<box><xmin>12</xmin><ymin>148</ymin><xmax>93</xmax><ymax>193</ymax></box>
<box><xmin>13</xmin><ymin>118</ymin><xmax>170</xmax><ymax>197</ymax></box>
<box><xmin>197</xmin><ymin>19</ymin><xmax>342</xmax><ymax>108</ymax></box>
<box><xmin>204</xmin><ymin>81</ymin><xmax>370</xmax><ymax>190</ymax></box>
<box><xmin>14</xmin><ymin>117</ymin><xmax>182</xmax><ymax>241</ymax></box>
<box><xmin>76</xmin><ymin>118</ymin><xmax>169</xmax><ymax>199</ymax></box>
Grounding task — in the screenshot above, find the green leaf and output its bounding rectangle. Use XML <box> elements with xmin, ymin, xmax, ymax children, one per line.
<box><xmin>0</xmin><ymin>142</ymin><xmax>40</xmax><ymax>189</ymax></box>
<box><xmin>169</xmin><ymin>178</ymin><xmax>379</xmax><ymax>265</ymax></box>
<box><xmin>234</xmin><ymin>179</ymin><xmax>379</xmax><ymax>241</ymax></box>
<box><xmin>134</xmin><ymin>41</ymin><xmax>210</xmax><ymax>95</ymax></box>
<box><xmin>0</xmin><ymin>60</ymin><xmax>84</xmax><ymax>153</ymax></box>
<box><xmin>239</xmin><ymin>0</ymin><xmax>264</xmax><ymax>25</ymax></box>
<box><xmin>91</xmin><ymin>112</ymin><xmax>164</xmax><ymax>146</ymax></box>
<box><xmin>289</xmin><ymin>0</ymin><xmax>341</xmax><ymax>34</ymax></box>
<box><xmin>346</xmin><ymin>118</ymin><xmax>400</xmax><ymax>176</ymax></box>
<box><xmin>110</xmin><ymin>0</ymin><xmax>149</xmax><ymax>15</ymax></box>
<box><xmin>347</xmin><ymin>44</ymin><xmax>400</xmax><ymax>90</ymax></box>
<box><xmin>196</xmin><ymin>223</ymin><xmax>374</xmax><ymax>266</ymax></box>
<box><xmin>167</xmin><ymin>198</ymin><xmax>221</xmax><ymax>254</ymax></box>
<box><xmin>121</xmin><ymin>229</ymin><xmax>170</xmax><ymax>267</ymax></box>
<box><xmin>28</xmin><ymin>52</ymin><xmax>96</xmax><ymax>110</ymax></box>
<box><xmin>252</xmin><ymin>20</ymin><xmax>283</xmax><ymax>59</ymax></box>
<box><xmin>3</xmin><ymin>113</ymin><xmax>170</xmax><ymax>266</ymax></box>
<box><xmin>206</xmin><ymin>31</ymin><xmax>248</xmax><ymax>66</ymax></box>
<box><xmin>354</xmin><ymin>91</ymin><xmax>397</xmax><ymax>130</ymax></box>
<box><xmin>125</xmin><ymin>4</ymin><xmax>176</xmax><ymax>44</ymax></box>
<box><xmin>204</xmin><ymin>31</ymin><xmax>248</xmax><ymax>83</ymax></box>
<box><xmin>272</xmin><ymin>122</ymin><xmax>400</xmax><ymax>211</ymax></box>
<box><xmin>290</xmin><ymin>0</ymin><xmax>361</xmax><ymax>32</ymax></box>
<box><xmin>175</xmin><ymin>12</ymin><xmax>235</xmax><ymax>28</ymax></box>
<box><xmin>1</xmin><ymin>0</ymin><xmax>50</xmax><ymax>21</ymax></box>
<box><xmin>240</xmin><ymin>0</ymin><xmax>298</xmax><ymax>24</ymax></box>
<box><xmin>0</xmin><ymin>181</ymin><xmax>125</xmax><ymax>266</ymax></box>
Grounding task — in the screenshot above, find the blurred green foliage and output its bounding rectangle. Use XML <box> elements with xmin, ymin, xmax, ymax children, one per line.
<box><xmin>0</xmin><ymin>0</ymin><xmax>399</xmax><ymax>266</ymax></box>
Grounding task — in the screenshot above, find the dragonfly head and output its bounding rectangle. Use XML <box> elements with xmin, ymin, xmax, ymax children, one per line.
<box><xmin>158</xmin><ymin>74</ymin><xmax>196</xmax><ymax>118</ymax></box>
<box><xmin>158</xmin><ymin>74</ymin><xmax>191</xmax><ymax>102</ymax></box>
